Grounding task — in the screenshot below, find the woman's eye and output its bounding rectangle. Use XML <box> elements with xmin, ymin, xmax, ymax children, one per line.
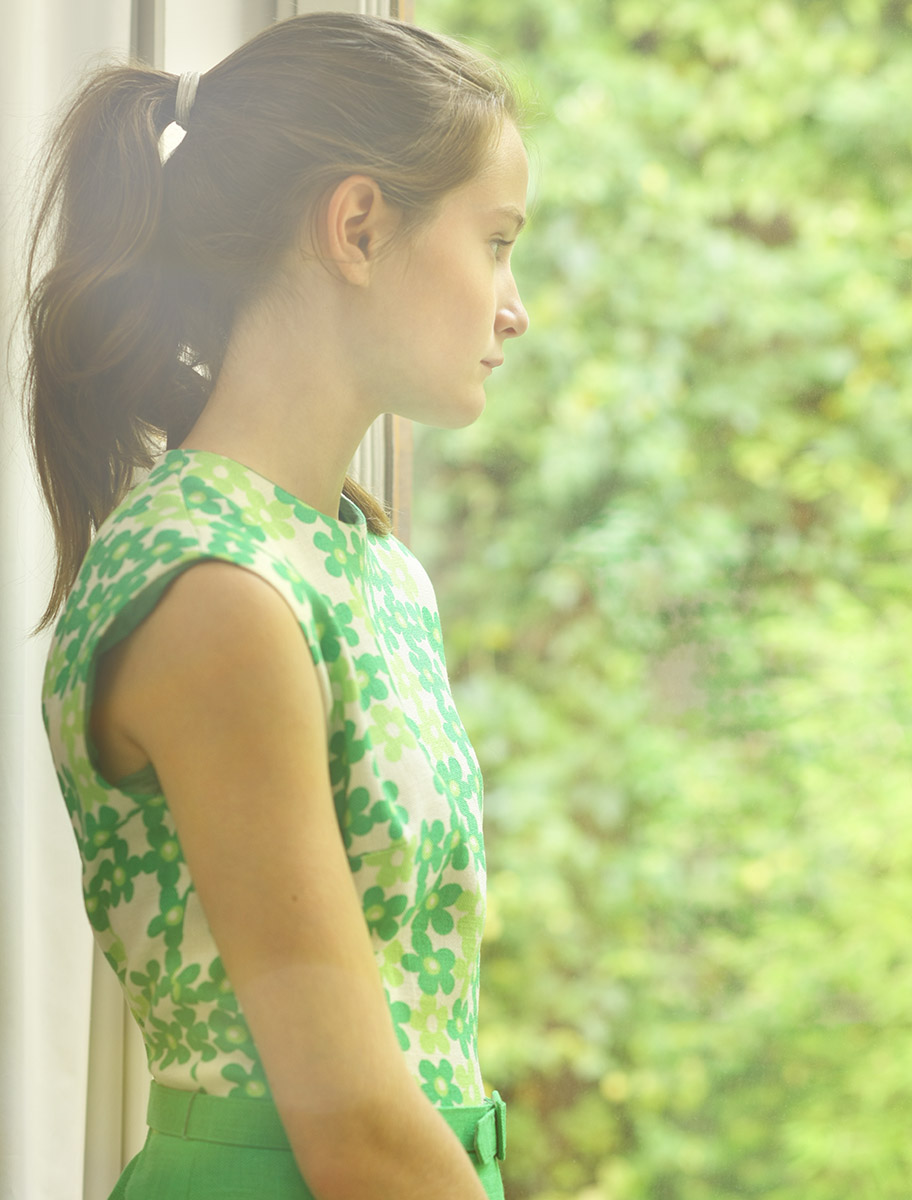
<box><xmin>491</xmin><ymin>238</ymin><xmax>515</xmax><ymax>260</ymax></box>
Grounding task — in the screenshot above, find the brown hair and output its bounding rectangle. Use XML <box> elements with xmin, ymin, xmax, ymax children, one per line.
<box><xmin>25</xmin><ymin>13</ymin><xmax>518</xmax><ymax>630</ymax></box>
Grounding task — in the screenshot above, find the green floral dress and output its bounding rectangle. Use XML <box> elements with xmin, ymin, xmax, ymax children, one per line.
<box><xmin>43</xmin><ymin>449</ymin><xmax>487</xmax><ymax>1107</ymax></box>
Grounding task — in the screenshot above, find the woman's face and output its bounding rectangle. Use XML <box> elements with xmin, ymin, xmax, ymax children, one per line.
<box><xmin>363</xmin><ymin>120</ymin><xmax>530</xmax><ymax>429</ymax></box>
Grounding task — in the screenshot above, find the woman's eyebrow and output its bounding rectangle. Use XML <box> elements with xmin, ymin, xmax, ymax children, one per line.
<box><xmin>492</xmin><ymin>205</ymin><xmax>527</xmax><ymax>232</ymax></box>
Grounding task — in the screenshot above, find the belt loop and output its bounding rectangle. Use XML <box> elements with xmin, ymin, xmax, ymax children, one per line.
<box><xmin>492</xmin><ymin>1091</ymin><xmax>507</xmax><ymax>1161</ymax></box>
<box><xmin>181</xmin><ymin>1090</ymin><xmax>199</xmax><ymax>1140</ymax></box>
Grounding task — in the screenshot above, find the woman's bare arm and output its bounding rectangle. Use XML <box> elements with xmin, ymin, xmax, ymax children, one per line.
<box><xmin>96</xmin><ymin>561</ymin><xmax>490</xmax><ymax>1200</ymax></box>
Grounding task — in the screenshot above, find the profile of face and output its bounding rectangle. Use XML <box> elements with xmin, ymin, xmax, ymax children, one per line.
<box><xmin>358</xmin><ymin>120</ymin><xmax>531</xmax><ymax>430</ymax></box>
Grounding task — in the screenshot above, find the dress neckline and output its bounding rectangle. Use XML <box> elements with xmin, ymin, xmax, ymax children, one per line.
<box><xmin>161</xmin><ymin>447</ymin><xmax>367</xmax><ymax>531</ymax></box>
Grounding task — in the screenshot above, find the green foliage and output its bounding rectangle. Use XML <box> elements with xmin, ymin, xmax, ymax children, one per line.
<box><xmin>413</xmin><ymin>1</ymin><xmax>912</xmax><ymax>1196</ymax></box>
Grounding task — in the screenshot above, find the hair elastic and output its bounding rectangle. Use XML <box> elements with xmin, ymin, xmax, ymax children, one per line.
<box><xmin>174</xmin><ymin>71</ymin><xmax>200</xmax><ymax>131</ymax></box>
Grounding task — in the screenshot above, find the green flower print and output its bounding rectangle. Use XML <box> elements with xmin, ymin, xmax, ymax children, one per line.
<box><xmin>378</xmin><ymin>939</ymin><xmax>406</xmax><ymax>989</ymax></box>
<box><xmin>366</xmin><ymin>703</ymin><xmax>418</xmax><ymax>763</ymax></box>
<box><xmin>466</xmin><ymin>830</ymin><xmax>483</xmax><ymax>867</ymax></box>
<box><xmin>419</xmin><ymin>1059</ymin><xmax>463</xmax><ymax>1106</ymax></box>
<box><xmin>419</xmin><ymin>605</ymin><xmax>444</xmax><ymax>651</ymax></box>
<box><xmin>53</xmin><ymin>766</ymin><xmax>83</xmax><ymax>831</ymax></box>
<box><xmin>194</xmin><ymin>958</ymin><xmax>235</xmax><ymax>1008</ymax></box>
<box><xmin>317</xmin><ymin>601</ymin><xmax>360</xmax><ymax>663</ymax></box>
<box><xmin>187</xmin><ymin>1018</ymin><xmax>217</xmax><ymax>1063</ymax></box>
<box><xmin>83</xmin><ymin>804</ymin><xmax>132</xmax><ymax>861</ymax></box>
<box><xmin>93</xmin><ymin>529</ymin><xmax>141</xmax><ymax>579</ymax></box>
<box><xmin>271</xmin><ymin>559</ymin><xmax>312</xmax><ymax>606</ymax></box>
<box><xmin>407</xmin><ymin>644</ymin><xmax>440</xmax><ymax>699</ymax></box>
<box><xmin>281</xmin><ymin>493</ymin><xmax>321</xmax><ymax>526</ymax></box>
<box><xmin>413</xmin><ymin>881</ymin><xmax>462</xmax><ymax>938</ymax></box>
<box><xmin>455</xmin><ymin>888</ymin><xmax>485</xmax><ymax>962</ymax></box>
<box><xmin>415</xmin><ymin>819</ymin><xmax>449</xmax><ymax>892</ymax></box>
<box><xmin>141</xmin><ymin>817</ymin><xmax>183</xmax><ymax>891</ymax></box>
<box><xmin>168</xmin><ymin>962</ymin><xmax>201</xmax><ymax>1005</ymax></box>
<box><xmin>233</xmin><ymin>487</ymin><xmax>296</xmax><ymax>542</ymax></box>
<box><xmin>92</xmin><ymin>838</ymin><xmax>144</xmax><ymax>907</ymax></box>
<box><xmin>363</xmin><ymin>886</ymin><xmax>408</xmax><ymax>941</ymax></box>
<box><xmin>449</xmin><ymin>954</ymin><xmax>471</xmax><ymax>995</ymax></box>
<box><xmin>221</xmin><ymin>1061</ymin><xmax>270</xmax><ymax>1100</ymax></box>
<box><xmin>336</xmin><ymin>785</ymin><xmax>376</xmax><ymax>850</ymax></box>
<box><xmin>83</xmin><ymin>888</ymin><xmax>111</xmax><ymax>934</ymax></box>
<box><xmin>146</xmin><ymin>528</ymin><xmax>198</xmax><ymax>565</ymax></box>
<box><xmin>362</xmin><ymin>836</ymin><xmax>417</xmax><ymax>888</ymax></box>
<box><xmin>391</xmin><ymin>600</ymin><xmax>426</xmax><ymax>655</ymax></box>
<box><xmin>388</xmin><ymin>996</ymin><xmax>412</xmax><ymax>1051</ymax></box>
<box><xmin>103</xmin><ymin>936</ymin><xmax>127</xmax><ymax>977</ymax></box>
<box><xmin>375</xmin><ymin>543</ymin><xmax>421</xmax><ymax>604</ymax></box>
<box><xmin>353</xmin><ymin>652</ymin><xmax>389</xmax><ymax>709</ymax></box>
<box><xmin>147</xmin><ymin>448</ymin><xmax>189</xmax><ymax>485</ymax></box>
<box><xmin>147</xmin><ymin>1014</ymin><xmax>193</xmax><ymax>1069</ymax></box>
<box><xmin>314</xmin><ymin>526</ymin><xmax>359</xmax><ymax>584</ymax></box>
<box><xmin>402</xmin><ymin>931</ymin><xmax>457</xmax><ymax>996</ymax></box>
<box><xmin>434</xmin><ymin>756</ymin><xmax>478</xmax><ymax>817</ymax></box>
<box><xmin>446</xmin><ymin>997</ymin><xmax>473</xmax><ymax>1059</ymax></box>
<box><xmin>180</xmin><ymin>476</ymin><xmax>227</xmax><ymax>517</ymax></box>
<box><xmin>126</xmin><ymin>989</ymin><xmax>151</xmax><ymax>1027</ymax></box>
<box><xmin>383</xmin><ymin>602</ymin><xmax>414</xmax><ymax>654</ymax></box>
<box><xmin>209</xmin><ymin>1008</ymin><xmax>255</xmax><ymax>1057</ymax></box>
<box><xmin>448</xmin><ymin>822</ymin><xmax>471</xmax><ymax>872</ymax></box>
<box><xmin>207</xmin><ymin>521</ymin><xmax>263</xmax><ymax>564</ymax></box>
<box><xmin>130</xmin><ymin>958</ymin><xmax>165</xmax><ymax>998</ymax></box>
<box><xmin>195</xmin><ymin>454</ymin><xmax>252</xmax><ymax>494</ymax></box>
<box><xmin>74</xmin><ymin>582</ymin><xmax>107</xmax><ymax>633</ymax></box>
<box><xmin>105</xmin><ymin>565</ymin><xmax>166</xmax><ymax>627</ymax></box>
<box><xmin>369</xmin><ymin>781</ymin><xmax>408</xmax><ymax>840</ymax></box>
<box><xmin>146</xmin><ymin>884</ymin><xmax>191</xmax><ymax>951</ymax></box>
<box><xmin>329</xmin><ymin>722</ymin><xmax>370</xmax><ymax>790</ymax></box>
<box><xmin>454</xmin><ymin>1063</ymin><xmax>483</xmax><ymax>1106</ymax></box>
<box><xmin>410</xmin><ymin>994</ymin><xmax>451</xmax><ymax>1056</ymax></box>
<box><xmin>441</xmin><ymin>707</ymin><xmax>479</xmax><ymax>771</ymax></box>
<box><xmin>122</xmin><ymin>483</ymin><xmax>186</xmax><ymax>529</ymax></box>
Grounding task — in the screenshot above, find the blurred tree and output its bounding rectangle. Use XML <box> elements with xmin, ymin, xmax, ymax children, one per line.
<box><xmin>413</xmin><ymin>1</ymin><xmax>912</xmax><ymax>1197</ymax></box>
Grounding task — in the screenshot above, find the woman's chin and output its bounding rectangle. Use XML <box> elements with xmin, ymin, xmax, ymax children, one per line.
<box><xmin>416</xmin><ymin>391</ymin><xmax>489</xmax><ymax>432</ymax></box>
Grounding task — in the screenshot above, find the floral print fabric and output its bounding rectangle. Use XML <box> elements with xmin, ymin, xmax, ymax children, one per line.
<box><xmin>43</xmin><ymin>449</ymin><xmax>487</xmax><ymax>1105</ymax></box>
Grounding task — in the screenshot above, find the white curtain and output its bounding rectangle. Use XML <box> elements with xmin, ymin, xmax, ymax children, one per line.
<box><xmin>1</xmin><ymin>4</ymin><xmax>135</xmax><ymax>1195</ymax></box>
<box><xmin>0</xmin><ymin>2</ymin><xmax>397</xmax><ymax>1198</ymax></box>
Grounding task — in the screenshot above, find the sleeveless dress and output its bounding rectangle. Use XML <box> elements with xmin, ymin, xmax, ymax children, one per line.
<box><xmin>42</xmin><ymin>449</ymin><xmax>504</xmax><ymax>1197</ymax></box>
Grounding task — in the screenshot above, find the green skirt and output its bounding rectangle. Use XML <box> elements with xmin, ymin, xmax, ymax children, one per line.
<box><xmin>110</xmin><ymin>1082</ymin><xmax>506</xmax><ymax>1199</ymax></box>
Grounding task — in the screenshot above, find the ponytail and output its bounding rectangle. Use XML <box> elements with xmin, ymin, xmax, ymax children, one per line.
<box><xmin>25</xmin><ymin>67</ymin><xmax>209</xmax><ymax>631</ymax></box>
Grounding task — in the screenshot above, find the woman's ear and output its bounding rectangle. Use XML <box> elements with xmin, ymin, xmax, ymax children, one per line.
<box><xmin>322</xmin><ymin>175</ymin><xmax>399</xmax><ymax>287</ymax></box>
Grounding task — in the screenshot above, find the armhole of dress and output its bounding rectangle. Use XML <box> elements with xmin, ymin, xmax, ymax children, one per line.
<box><xmin>84</xmin><ymin>559</ymin><xmax>206</xmax><ymax>796</ymax></box>
<box><xmin>83</xmin><ymin>556</ymin><xmax>333</xmax><ymax>794</ymax></box>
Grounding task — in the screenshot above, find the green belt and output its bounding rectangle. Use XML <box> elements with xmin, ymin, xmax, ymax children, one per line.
<box><xmin>147</xmin><ymin>1081</ymin><xmax>507</xmax><ymax>1166</ymax></box>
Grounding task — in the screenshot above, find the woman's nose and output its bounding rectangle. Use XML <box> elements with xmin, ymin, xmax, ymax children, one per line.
<box><xmin>497</xmin><ymin>279</ymin><xmax>529</xmax><ymax>339</ymax></box>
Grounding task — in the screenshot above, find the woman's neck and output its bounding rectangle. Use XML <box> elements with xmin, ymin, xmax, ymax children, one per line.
<box><xmin>180</xmin><ymin>286</ymin><xmax>377</xmax><ymax>519</ymax></box>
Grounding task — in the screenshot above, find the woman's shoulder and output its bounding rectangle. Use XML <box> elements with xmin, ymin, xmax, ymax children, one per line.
<box><xmin>43</xmin><ymin>451</ymin><xmax>285</xmax><ymax>695</ymax></box>
<box><xmin>43</xmin><ymin>449</ymin><xmax>372</xmax><ymax>702</ymax></box>
<box><xmin>59</xmin><ymin>446</ymin><xmax>346</xmax><ymax>624</ymax></box>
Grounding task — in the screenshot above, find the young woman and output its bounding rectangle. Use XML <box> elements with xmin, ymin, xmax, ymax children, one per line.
<box><xmin>26</xmin><ymin>13</ymin><xmax>528</xmax><ymax>1199</ymax></box>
